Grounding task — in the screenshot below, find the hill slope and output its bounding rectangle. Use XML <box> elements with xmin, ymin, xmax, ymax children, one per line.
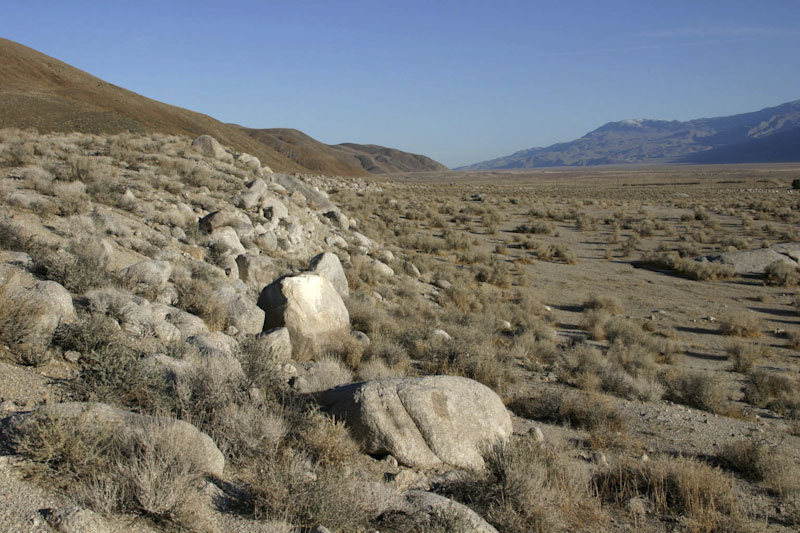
<box><xmin>0</xmin><ymin>38</ymin><xmax>313</xmax><ymax>174</ymax></box>
<box><xmin>460</xmin><ymin>100</ymin><xmax>800</xmax><ymax>169</ymax></box>
<box><xmin>238</xmin><ymin>127</ymin><xmax>448</xmax><ymax>176</ymax></box>
<box><xmin>0</xmin><ymin>38</ymin><xmax>448</xmax><ymax>176</ymax></box>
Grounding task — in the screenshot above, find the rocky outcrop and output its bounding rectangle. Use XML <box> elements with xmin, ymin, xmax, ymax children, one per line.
<box><xmin>314</xmin><ymin>376</ymin><xmax>512</xmax><ymax>470</ymax></box>
<box><xmin>257</xmin><ymin>273</ymin><xmax>350</xmax><ymax>359</ymax></box>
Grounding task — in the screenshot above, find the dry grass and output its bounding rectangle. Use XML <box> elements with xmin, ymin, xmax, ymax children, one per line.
<box><xmin>594</xmin><ymin>456</ymin><xmax>747</xmax><ymax>532</ymax></box>
<box><xmin>726</xmin><ymin>341</ymin><xmax>768</xmax><ymax>373</ymax></box>
<box><xmin>443</xmin><ymin>437</ymin><xmax>605</xmax><ymax>532</ymax></box>
<box><xmin>718</xmin><ymin>438</ymin><xmax>800</xmax><ymax>496</ymax></box>
<box><xmin>12</xmin><ymin>413</ymin><xmax>216</xmax><ymax>531</ymax></box>
<box><xmin>663</xmin><ymin>370</ymin><xmax>730</xmax><ymax>414</ymax></box>
<box><xmin>718</xmin><ymin>313</ymin><xmax>762</xmax><ymax>338</ymax></box>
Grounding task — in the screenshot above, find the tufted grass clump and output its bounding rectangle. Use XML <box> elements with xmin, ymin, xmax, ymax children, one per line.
<box><xmin>594</xmin><ymin>455</ymin><xmax>746</xmax><ymax>531</ymax></box>
<box><xmin>719</xmin><ymin>439</ymin><xmax>800</xmax><ymax>496</ymax></box>
<box><xmin>718</xmin><ymin>313</ymin><xmax>762</xmax><ymax>338</ymax></box>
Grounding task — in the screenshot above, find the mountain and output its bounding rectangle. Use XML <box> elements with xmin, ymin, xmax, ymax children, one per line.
<box><xmin>236</xmin><ymin>127</ymin><xmax>448</xmax><ymax>176</ymax></box>
<box><xmin>0</xmin><ymin>38</ymin><xmax>447</xmax><ymax>176</ymax></box>
<box><xmin>460</xmin><ymin>100</ymin><xmax>800</xmax><ymax>169</ymax></box>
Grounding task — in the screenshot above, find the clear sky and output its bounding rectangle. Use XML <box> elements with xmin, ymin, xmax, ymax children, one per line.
<box><xmin>3</xmin><ymin>1</ymin><xmax>800</xmax><ymax>167</ymax></box>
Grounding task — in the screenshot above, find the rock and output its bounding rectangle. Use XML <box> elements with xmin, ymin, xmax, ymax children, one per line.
<box><xmin>314</xmin><ymin>376</ymin><xmax>512</xmax><ymax>470</ymax></box>
<box><xmin>352</xmin><ymin>231</ymin><xmax>375</xmax><ymax>249</ymax></box>
<box><xmin>257</xmin><ymin>327</ymin><xmax>293</xmax><ymax>360</ymax></box>
<box><xmin>42</xmin><ymin>506</ymin><xmax>111</xmax><ymax>533</ymax></box>
<box><xmin>593</xmin><ymin>450</ymin><xmax>608</xmax><ymax>466</ymax></box>
<box><xmin>1</xmin><ymin>402</ymin><xmax>224</xmax><ymax>476</ymax></box>
<box><xmin>16</xmin><ymin>279</ymin><xmax>77</xmax><ymax>341</ymax></box>
<box><xmin>213</xmin><ymin>285</ymin><xmax>265</xmax><ymax>335</ymax></box>
<box><xmin>119</xmin><ymin>260</ymin><xmax>172</xmax><ymax>295</ymax></box>
<box><xmin>323</xmin><ymin>210</ymin><xmax>350</xmax><ymax>230</ymax></box>
<box><xmin>257</xmin><ymin>273</ymin><xmax>350</xmax><ymax>360</ymax></box>
<box><xmin>209</xmin><ymin>226</ymin><xmax>246</xmax><ymax>256</ymax></box>
<box><xmin>700</xmin><ymin>243</ymin><xmax>800</xmax><ymax>274</ymax></box>
<box><xmin>352</xmin><ymin>330</ymin><xmax>370</xmax><ymax>346</ymax></box>
<box><xmin>199</xmin><ymin>209</ymin><xmax>253</xmax><ymax>236</ymax></box>
<box><xmin>236</xmin><ymin>179</ymin><xmax>270</xmax><ymax>209</ymax></box>
<box><xmin>260</xmin><ymin>196</ymin><xmax>289</xmax><ymax>231</ymax></box>
<box><xmin>371</xmin><ymin>258</ymin><xmax>395</xmax><ymax>277</ymax></box>
<box><xmin>236</xmin><ymin>254</ymin><xmax>275</xmax><ymax>290</ymax></box>
<box><xmin>403</xmin><ymin>491</ymin><xmax>498</xmax><ymax>533</ymax></box>
<box><xmin>529</xmin><ymin>426</ymin><xmax>544</xmax><ymax>442</ymax></box>
<box><xmin>255</xmin><ymin>232</ymin><xmax>278</xmax><ymax>252</ymax></box>
<box><xmin>191</xmin><ymin>135</ymin><xmax>231</xmax><ymax>162</ymax></box>
<box><xmin>237</xmin><ymin>153</ymin><xmax>261</xmax><ymax>171</ymax></box>
<box><xmin>187</xmin><ymin>331</ymin><xmax>239</xmax><ymax>359</ymax></box>
<box><xmin>273</xmin><ymin>174</ymin><xmax>335</xmax><ymax>210</ymax></box>
<box><xmin>432</xmin><ymin>329</ymin><xmax>452</xmax><ymax>341</ymax></box>
<box><xmin>308</xmin><ymin>252</ymin><xmax>349</xmax><ymax>298</ymax></box>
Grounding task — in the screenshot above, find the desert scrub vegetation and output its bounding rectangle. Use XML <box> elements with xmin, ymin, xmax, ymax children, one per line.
<box><xmin>718</xmin><ymin>438</ymin><xmax>800</xmax><ymax>496</ymax></box>
<box><xmin>726</xmin><ymin>341</ymin><xmax>768</xmax><ymax>373</ymax></box>
<box><xmin>764</xmin><ymin>259</ymin><xmax>800</xmax><ymax>286</ymax></box>
<box><xmin>443</xmin><ymin>437</ymin><xmax>606</xmax><ymax>532</ymax></box>
<box><xmin>718</xmin><ymin>312</ymin><xmax>762</xmax><ymax>338</ymax></box>
<box><xmin>594</xmin><ymin>455</ymin><xmax>747</xmax><ymax>531</ymax></box>
<box><xmin>640</xmin><ymin>251</ymin><xmax>736</xmax><ymax>281</ymax></box>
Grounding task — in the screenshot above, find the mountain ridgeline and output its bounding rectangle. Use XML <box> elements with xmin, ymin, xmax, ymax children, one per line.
<box><xmin>460</xmin><ymin>100</ymin><xmax>800</xmax><ymax>169</ymax></box>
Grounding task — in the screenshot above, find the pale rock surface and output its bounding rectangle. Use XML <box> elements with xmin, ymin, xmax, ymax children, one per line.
<box><xmin>257</xmin><ymin>273</ymin><xmax>350</xmax><ymax>359</ymax></box>
<box><xmin>209</xmin><ymin>226</ymin><xmax>246</xmax><ymax>256</ymax></box>
<box><xmin>403</xmin><ymin>491</ymin><xmax>499</xmax><ymax>533</ymax></box>
<box><xmin>257</xmin><ymin>327</ymin><xmax>293</xmax><ymax>360</ymax></box>
<box><xmin>308</xmin><ymin>252</ymin><xmax>349</xmax><ymax>298</ymax></box>
<box><xmin>314</xmin><ymin>376</ymin><xmax>512</xmax><ymax>470</ymax></box>
<box><xmin>119</xmin><ymin>260</ymin><xmax>172</xmax><ymax>295</ymax></box>
<box><xmin>236</xmin><ymin>253</ymin><xmax>275</xmax><ymax>291</ymax></box>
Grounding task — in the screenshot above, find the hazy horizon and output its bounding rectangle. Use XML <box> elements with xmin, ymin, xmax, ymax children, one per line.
<box><xmin>4</xmin><ymin>0</ymin><xmax>800</xmax><ymax>167</ymax></box>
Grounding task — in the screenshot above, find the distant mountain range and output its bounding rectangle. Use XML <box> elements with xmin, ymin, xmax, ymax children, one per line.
<box><xmin>459</xmin><ymin>100</ymin><xmax>800</xmax><ymax>170</ymax></box>
<box><xmin>0</xmin><ymin>38</ymin><xmax>445</xmax><ymax>176</ymax></box>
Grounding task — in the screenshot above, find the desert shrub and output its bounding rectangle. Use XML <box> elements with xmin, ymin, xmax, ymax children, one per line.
<box><xmin>663</xmin><ymin>370</ymin><xmax>729</xmax><ymax>414</ymax></box>
<box><xmin>509</xmin><ymin>389</ymin><xmax>627</xmax><ymax>449</ymax></box>
<box><xmin>583</xmin><ymin>294</ymin><xmax>624</xmax><ymax>315</ymax></box>
<box><xmin>241</xmin><ymin>450</ymin><xmax>377</xmax><ymax>531</ymax></box>
<box><xmin>640</xmin><ymin>252</ymin><xmax>736</xmax><ymax>281</ymax></box>
<box><xmin>516</xmin><ymin>219</ymin><xmax>554</xmax><ymax>235</ymax></box>
<box><xmin>719</xmin><ymin>439</ymin><xmax>800</xmax><ymax>496</ymax></box>
<box><xmin>174</xmin><ymin>278</ymin><xmax>228</xmax><ymax>331</ymax></box>
<box><xmin>718</xmin><ymin>313</ymin><xmax>762</xmax><ymax>338</ymax></box>
<box><xmin>28</xmin><ymin>239</ymin><xmax>115</xmax><ymax>294</ymax></box>
<box><xmin>444</xmin><ymin>437</ymin><xmax>605</xmax><ymax>532</ymax></box>
<box><xmin>0</xmin><ymin>270</ymin><xmax>49</xmax><ymax>348</ymax></box>
<box><xmin>13</xmin><ymin>413</ymin><xmax>215</xmax><ymax>531</ymax></box>
<box><xmin>580</xmin><ymin>309</ymin><xmax>611</xmax><ymax>340</ymax></box>
<box><xmin>323</xmin><ymin>331</ymin><xmax>366</xmax><ymax>370</ymax></box>
<box><xmin>301</xmin><ymin>356</ymin><xmax>354</xmax><ymax>392</ymax></box>
<box><xmin>743</xmin><ymin>370</ymin><xmax>800</xmax><ymax>417</ymax></box>
<box><xmin>594</xmin><ymin>456</ymin><xmax>746</xmax><ymax>531</ymax></box>
<box><xmin>725</xmin><ymin>341</ymin><xmax>767</xmax><ymax>373</ymax></box>
<box><xmin>764</xmin><ymin>260</ymin><xmax>799</xmax><ymax>286</ymax></box>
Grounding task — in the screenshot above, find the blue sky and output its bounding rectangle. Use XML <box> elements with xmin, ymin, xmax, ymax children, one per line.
<box><xmin>3</xmin><ymin>1</ymin><xmax>800</xmax><ymax>167</ymax></box>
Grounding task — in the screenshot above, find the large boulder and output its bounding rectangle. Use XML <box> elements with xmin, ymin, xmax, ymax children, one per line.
<box><xmin>209</xmin><ymin>226</ymin><xmax>246</xmax><ymax>256</ymax></box>
<box><xmin>257</xmin><ymin>273</ymin><xmax>350</xmax><ymax>360</ymax></box>
<box><xmin>308</xmin><ymin>252</ymin><xmax>349</xmax><ymax>298</ymax></box>
<box><xmin>314</xmin><ymin>376</ymin><xmax>512</xmax><ymax>470</ymax></box>
<box><xmin>1</xmin><ymin>402</ymin><xmax>225</xmax><ymax>477</ymax></box>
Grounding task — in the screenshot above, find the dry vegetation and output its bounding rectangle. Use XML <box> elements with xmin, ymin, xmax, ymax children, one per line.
<box><xmin>1</xmin><ymin>130</ymin><xmax>799</xmax><ymax>532</ymax></box>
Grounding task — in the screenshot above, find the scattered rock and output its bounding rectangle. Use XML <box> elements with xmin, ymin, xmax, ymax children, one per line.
<box><xmin>191</xmin><ymin>135</ymin><xmax>231</xmax><ymax>162</ymax></box>
<box><xmin>41</xmin><ymin>506</ymin><xmax>111</xmax><ymax>533</ymax></box>
<box><xmin>257</xmin><ymin>327</ymin><xmax>293</xmax><ymax>360</ymax></box>
<box><xmin>403</xmin><ymin>491</ymin><xmax>498</xmax><ymax>533</ymax></box>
